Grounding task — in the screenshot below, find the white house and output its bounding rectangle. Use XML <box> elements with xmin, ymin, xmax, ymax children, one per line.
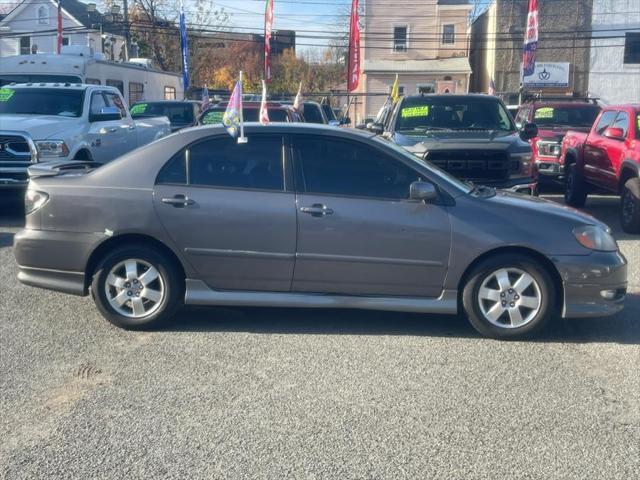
<box><xmin>589</xmin><ymin>0</ymin><xmax>640</xmax><ymax>103</ymax></box>
<box><xmin>0</xmin><ymin>0</ymin><xmax>125</xmax><ymax>60</ymax></box>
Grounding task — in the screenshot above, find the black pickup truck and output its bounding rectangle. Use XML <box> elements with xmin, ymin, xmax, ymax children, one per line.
<box><xmin>371</xmin><ymin>94</ymin><xmax>538</xmax><ymax>194</ymax></box>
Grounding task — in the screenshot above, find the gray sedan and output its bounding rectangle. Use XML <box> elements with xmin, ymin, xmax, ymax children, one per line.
<box><xmin>14</xmin><ymin>124</ymin><xmax>627</xmax><ymax>339</ymax></box>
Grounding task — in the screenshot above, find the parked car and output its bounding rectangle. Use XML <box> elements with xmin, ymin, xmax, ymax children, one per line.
<box><xmin>301</xmin><ymin>101</ymin><xmax>329</xmax><ymax>125</ymax></box>
<box><xmin>562</xmin><ymin>104</ymin><xmax>640</xmax><ymax>232</ymax></box>
<box><xmin>0</xmin><ymin>83</ymin><xmax>170</xmax><ymax>189</ymax></box>
<box><xmin>371</xmin><ymin>94</ymin><xmax>539</xmax><ymax>194</ymax></box>
<box><xmin>197</xmin><ymin>102</ymin><xmax>304</xmax><ymax>125</ymax></box>
<box><xmin>514</xmin><ymin>98</ymin><xmax>601</xmax><ymax>182</ymax></box>
<box><xmin>14</xmin><ymin>124</ymin><xmax>627</xmax><ymax>339</ymax></box>
<box><xmin>130</xmin><ymin>100</ymin><xmax>201</xmax><ymax>132</ymax></box>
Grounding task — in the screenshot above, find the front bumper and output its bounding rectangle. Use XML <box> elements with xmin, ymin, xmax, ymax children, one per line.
<box><xmin>536</xmin><ymin>159</ymin><xmax>565</xmax><ymax>180</ymax></box>
<box><xmin>555</xmin><ymin>251</ymin><xmax>628</xmax><ymax>318</ymax></box>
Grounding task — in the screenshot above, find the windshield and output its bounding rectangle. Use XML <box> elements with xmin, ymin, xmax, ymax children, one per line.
<box><xmin>131</xmin><ymin>102</ymin><xmax>195</xmax><ymax>124</ymax></box>
<box><xmin>303</xmin><ymin>104</ymin><xmax>325</xmax><ymax>124</ymax></box>
<box><xmin>200</xmin><ymin>107</ymin><xmax>289</xmax><ymax>125</ymax></box>
<box><xmin>533</xmin><ymin>105</ymin><xmax>600</xmax><ymax>128</ymax></box>
<box><xmin>395</xmin><ymin>96</ymin><xmax>515</xmax><ymax>132</ymax></box>
<box><xmin>372</xmin><ymin>135</ymin><xmax>472</xmax><ymax>194</ymax></box>
<box><xmin>321</xmin><ymin>104</ymin><xmax>337</xmax><ymax>122</ymax></box>
<box><xmin>0</xmin><ymin>74</ymin><xmax>82</xmax><ymax>87</ymax></box>
<box><xmin>0</xmin><ymin>87</ymin><xmax>84</xmax><ymax>117</ymax></box>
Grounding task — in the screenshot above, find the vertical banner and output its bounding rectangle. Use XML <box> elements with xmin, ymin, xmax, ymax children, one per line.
<box><xmin>347</xmin><ymin>0</ymin><xmax>360</xmax><ymax>92</ymax></box>
<box><xmin>522</xmin><ymin>0</ymin><xmax>539</xmax><ymax>78</ymax></box>
<box><xmin>264</xmin><ymin>0</ymin><xmax>274</xmax><ymax>83</ymax></box>
<box><xmin>57</xmin><ymin>0</ymin><xmax>63</xmax><ymax>54</ymax></box>
<box><xmin>488</xmin><ymin>78</ymin><xmax>496</xmax><ymax>95</ymax></box>
<box><xmin>179</xmin><ymin>1</ymin><xmax>190</xmax><ymax>91</ymax></box>
<box><xmin>259</xmin><ymin>79</ymin><xmax>269</xmax><ymax>125</ymax></box>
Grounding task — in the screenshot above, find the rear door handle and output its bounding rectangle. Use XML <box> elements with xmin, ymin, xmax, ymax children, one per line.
<box><xmin>161</xmin><ymin>194</ymin><xmax>195</xmax><ymax>207</ymax></box>
<box><xmin>300</xmin><ymin>204</ymin><xmax>334</xmax><ymax>217</ymax></box>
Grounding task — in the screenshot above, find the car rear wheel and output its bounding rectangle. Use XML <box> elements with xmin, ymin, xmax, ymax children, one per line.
<box><xmin>462</xmin><ymin>254</ymin><xmax>556</xmax><ymax>339</ymax></box>
<box><xmin>91</xmin><ymin>245</ymin><xmax>183</xmax><ymax>329</ymax></box>
<box><xmin>564</xmin><ymin>164</ymin><xmax>588</xmax><ymax>208</ymax></box>
<box><xmin>621</xmin><ymin>177</ymin><xmax>640</xmax><ymax>234</ymax></box>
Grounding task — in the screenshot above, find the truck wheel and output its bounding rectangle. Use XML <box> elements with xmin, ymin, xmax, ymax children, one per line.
<box><xmin>564</xmin><ymin>164</ymin><xmax>588</xmax><ymax>208</ymax></box>
<box><xmin>462</xmin><ymin>254</ymin><xmax>555</xmax><ymax>339</ymax></box>
<box><xmin>621</xmin><ymin>178</ymin><xmax>640</xmax><ymax>234</ymax></box>
<box><xmin>91</xmin><ymin>245</ymin><xmax>183</xmax><ymax>329</ymax></box>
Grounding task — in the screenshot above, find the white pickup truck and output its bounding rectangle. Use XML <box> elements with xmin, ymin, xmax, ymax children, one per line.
<box><xmin>0</xmin><ymin>83</ymin><xmax>171</xmax><ymax>188</ymax></box>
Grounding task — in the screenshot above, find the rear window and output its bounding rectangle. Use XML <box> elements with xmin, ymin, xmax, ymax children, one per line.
<box><xmin>131</xmin><ymin>102</ymin><xmax>195</xmax><ymax>125</ymax></box>
<box><xmin>200</xmin><ymin>107</ymin><xmax>288</xmax><ymax>125</ymax></box>
<box><xmin>533</xmin><ymin>105</ymin><xmax>600</xmax><ymax>128</ymax></box>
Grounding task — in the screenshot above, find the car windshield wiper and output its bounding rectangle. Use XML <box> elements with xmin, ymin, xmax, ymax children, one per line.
<box><xmin>402</xmin><ymin>126</ymin><xmax>451</xmax><ymax>132</ymax></box>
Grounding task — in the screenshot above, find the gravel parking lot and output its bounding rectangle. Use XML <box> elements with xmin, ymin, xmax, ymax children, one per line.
<box><xmin>1</xmin><ymin>194</ymin><xmax>638</xmax><ymax>479</ymax></box>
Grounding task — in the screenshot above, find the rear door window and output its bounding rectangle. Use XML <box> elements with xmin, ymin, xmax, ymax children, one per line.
<box><xmin>187</xmin><ymin>135</ymin><xmax>284</xmax><ymax>191</ymax></box>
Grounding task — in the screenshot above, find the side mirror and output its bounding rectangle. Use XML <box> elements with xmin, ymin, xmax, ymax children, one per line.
<box><xmin>340</xmin><ymin>117</ymin><xmax>351</xmax><ymax>126</ymax></box>
<box><xmin>90</xmin><ymin>106</ymin><xmax>122</xmax><ymax>122</ymax></box>
<box><xmin>370</xmin><ymin>122</ymin><xmax>384</xmax><ymax>135</ymax></box>
<box><xmin>520</xmin><ymin>122</ymin><xmax>538</xmax><ymax>140</ymax></box>
<box><xmin>409</xmin><ymin>181</ymin><xmax>438</xmax><ymax>202</ymax></box>
<box><xmin>603</xmin><ymin>127</ymin><xmax>625</xmax><ymax>140</ymax></box>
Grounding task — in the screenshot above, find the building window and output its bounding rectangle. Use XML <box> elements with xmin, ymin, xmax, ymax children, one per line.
<box><xmin>393</xmin><ymin>26</ymin><xmax>408</xmax><ymax>52</ymax></box>
<box><xmin>129</xmin><ymin>82</ymin><xmax>144</xmax><ymax>104</ymax></box>
<box><xmin>19</xmin><ymin>36</ymin><xmax>31</xmax><ymax>55</ymax></box>
<box><xmin>417</xmin><ymin>84</ymin><xmax>435</xmax><ymax>94</ymax></box>
<box><xmin>442</xmin><ymin>24</ymin><xmax>455</xmax><ymax>44</ymax></box>
<box><xmin>106</xmin><ymin>79</ymin><xmax>124</xmax><ymax>95</ymax></box>
<box><xmin>62</xmin><ymin>37</ymin><xmax>69</xmax><ymax>46</ymax></box>
<box><xmin>164</xmin><ymin>86</ymin><xmax>176</xmax><ymax>100</ymax></box>
<box><xmin>37</xmin><ymin>6</ymin><xmax>48</xmax><ymax>25</ymax></box>
<box><xmin>623</xmin><ymin>32</ymin><xmax>640</xmax><ymax>64</ymax></box>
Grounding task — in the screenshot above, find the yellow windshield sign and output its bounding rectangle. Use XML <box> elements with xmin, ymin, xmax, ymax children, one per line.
<box><xmin>401</xmin><ymin>105</ymin><xmax>429</xmax><ymax>118</ymax></box>
<box><xmin>0</xmin><ymin>88</ymin><xmax>15</xmax><ymax>102</ymax></box>
<box><xmin>534</xmin><ymin>107</ymin><xmax>554</xmax><ymax>119</ymax></box>
<box><xmin>130</xmin><ymin>103</ymin><xmax>148</xmax><ymax>115</ymax></box>
<box><xmin>637</xmin><ymin>114</ymin><xmax>640</xmax><ymax>130</ymax></box>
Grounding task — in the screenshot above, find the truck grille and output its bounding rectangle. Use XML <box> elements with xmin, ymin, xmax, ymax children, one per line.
<box><xmin>425</xmin><ymin>150</ymin><xmax>514</xmax><ymax>181</ymax></box>
<box><xmin>0</xmin><ymin>133</ymin><xmax>36</xmax><ymax>186</ymax></box>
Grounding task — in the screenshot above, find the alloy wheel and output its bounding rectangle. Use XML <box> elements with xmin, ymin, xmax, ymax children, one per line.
<box><xmin>105</xmin><ymin>258</ymin><xmax>165</xmax><ymax>318</ymax></box>
<box><xmin>477</xmin><ymin>267</ymin><xmax>542</xmax><ymax>329</ymax></box>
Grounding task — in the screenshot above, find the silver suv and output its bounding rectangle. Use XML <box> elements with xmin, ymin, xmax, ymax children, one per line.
<box><xmin>14</xmin><ymin>124</ymin><xmax>627</xmax><ymax>339</ymax></box>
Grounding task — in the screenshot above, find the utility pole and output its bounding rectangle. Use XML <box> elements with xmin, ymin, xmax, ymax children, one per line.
<box><xmin>123</xmin><ymin>0</ymin><xmax>130</xmax><ymax>60</ymax></box>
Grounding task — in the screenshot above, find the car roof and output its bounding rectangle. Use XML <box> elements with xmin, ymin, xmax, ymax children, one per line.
<box><xmin>401</xmin><ymin>93</ymin><xmax>498</xmax><ymax>101</ymax></box>
<box><xmin>132</xmin><ymin>100</ymin><xmax>200</xmax><ymax>105</ymax></box>
<box><xmin>4</xmin><ymin>82</ymin><xmax>92</xmax><ymax>90</ymax></box>
<box><xmin>528</xmin><ymin>101</ymin><xmax>599</xmax><ymax>108</ymax></box>
<box><xmin>182</xmin><ymin>122</ymin><xmax>375</xmax><ymax>138</ymax></box>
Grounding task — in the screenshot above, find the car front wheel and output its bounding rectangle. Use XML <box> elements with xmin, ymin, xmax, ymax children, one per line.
<box><xmin>91</xmin><ymin>245</ymin><xmax>183</xmax><ymax>329</ymax></box>
<box><xmin>621</xmin><ymin>177</ymin><xmax>640</xmax><ymax>234</ymax></box>
<box><xmin>564</xmin><ymin>164</ymin><xmax>588</xmax><ymax>208</ymax></box>
<box><xmin>462</xmin><ymin>254</ymin><xmax>556</xmax><ymax>339</ymax></box>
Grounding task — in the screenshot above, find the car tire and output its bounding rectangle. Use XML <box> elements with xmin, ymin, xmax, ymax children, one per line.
<box><xmin>564</xmin><ymin>164</ymin><xmax>588</xmax><ymax>208</ymax></box>
<box><xmin>620</xmin><ymin>177</ymin><xmax>640</xmax><ymax>234</ymax></box>
<box><xmin>462</xmin><ymin>254</ymin><xmax>556</xmax><ymax>340</ymax></box>
<box><xmin>91</xmin><ymin>245</ymin><xmax>183</xmax><ymax>330</ymax></box>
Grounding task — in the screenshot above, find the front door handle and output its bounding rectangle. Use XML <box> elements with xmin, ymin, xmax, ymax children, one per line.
<box><xmin>161</xmin><ymin>194</ymin><xmax>195</xmax><ymax>207</ymax></box>
<box><xmin>300</xmin><ymin>203</ymin><xmax>334</xmax><ymax>217</ymax></box>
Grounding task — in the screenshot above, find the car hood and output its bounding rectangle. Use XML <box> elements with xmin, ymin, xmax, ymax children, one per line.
<box><xmin>485</xmin><ymin>189</ymin><xmax>610</xmax><ymax>230</ymax></box>
<box><xmin>393</xmin><ymin>130</ymin><xmax>525</xmax><ymax>155</ymax></box>
<box><xmin>0</xmin><ymin>114</ymin><xmax>79</xmax><ymax>139</ymax></box>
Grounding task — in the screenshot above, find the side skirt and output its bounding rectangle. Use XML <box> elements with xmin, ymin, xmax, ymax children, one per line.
<box><xmin>184</xmin><ymin>279</ymin><xmax>458</xmax><ymax>314</ymax></box>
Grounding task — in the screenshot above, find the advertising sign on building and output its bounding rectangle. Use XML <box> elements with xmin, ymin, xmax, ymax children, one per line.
<box><xmin>522</xmin><ymin>62</ymin><xmax>570</xmax><ymax>88</ymax></box>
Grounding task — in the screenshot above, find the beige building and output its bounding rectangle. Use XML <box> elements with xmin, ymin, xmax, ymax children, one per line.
<box><xmin>356</xmin><ymin>0</ymin><xmax>473</xmax><ymax>122</ymax></box>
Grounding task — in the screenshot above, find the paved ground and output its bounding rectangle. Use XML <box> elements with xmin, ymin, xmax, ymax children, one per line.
<box><xmin>1</xmin><ymin>194</ymin><xmax>638</xmax><ymax>479</ymax></box>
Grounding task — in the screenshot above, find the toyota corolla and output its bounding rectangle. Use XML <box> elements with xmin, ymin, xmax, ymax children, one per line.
<box><xmin>14</xmin><ymin>124</ymin><xmax>627</xmax><ymax>339</ymax></box>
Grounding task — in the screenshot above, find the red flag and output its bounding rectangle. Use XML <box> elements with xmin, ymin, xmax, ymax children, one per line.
<box><xmin>57</xmin><ymin>0</ymin><xmax>63</xmax><ymax>54</ymax></box>
<box><xmin>259</xmin><ymin>80</ymin><xmax>269</xmax><ymax>125</ymax></box>
<box><xmin>264</xmin><ymin>0</ymin><xmax>274</xmax><ymax>82</ymax></box>
<box><xmin>347</xmin><ymin>0</ymin><xmax>360</xmax><ymax>92</ymax></box>
<box><xmin>522</xmin><ymin>0</ymin><xmax>539</xmax><ymax>77</ymax></box>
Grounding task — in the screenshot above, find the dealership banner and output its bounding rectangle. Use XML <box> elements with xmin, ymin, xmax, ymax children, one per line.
<box><xmin>523</xmin><ymin>62</ymin><xmax>570</xmax><ymax>88</ymax></box>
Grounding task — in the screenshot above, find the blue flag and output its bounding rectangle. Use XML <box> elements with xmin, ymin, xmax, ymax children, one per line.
<box><xmin>179</xmin><ymin>2</ymin><xmax>190</xmax><ymax>91</ymax></box>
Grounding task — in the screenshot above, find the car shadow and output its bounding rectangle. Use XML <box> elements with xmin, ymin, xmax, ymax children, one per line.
<box><xmin>0</xmin><ymin>232</ymin><xmax>15</xmax><ymax>248</ymax></box>
<box><xmin>0</xmin><ymin>198</ymin><xmax>25</xmax><ymax>229</ymax></box>
<box><xmin>164</xmin><ymin>292</ymin><xmax>640</xmax><ymax>345</ymax></box>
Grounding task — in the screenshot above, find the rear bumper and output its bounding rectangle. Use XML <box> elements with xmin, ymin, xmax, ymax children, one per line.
<box><xmin>17</xmin><ymin>266</ymin><xmax>85</xmax><ymax>295</ymax></box>
<box><xmin>555</xmin><ymin>251</ymin><xmax>628</xmax><ymax>318</ymax></box>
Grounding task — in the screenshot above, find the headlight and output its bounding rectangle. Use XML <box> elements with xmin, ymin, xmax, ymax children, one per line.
<box><xmin>25</xmin><ymin>190</ymin><xmax>49</xmax><ymax>215</ymax></box>
<box><xmin>512</xmin><ymin>153</ymin><xmax>533</xmax><ymax>176</ymax></box>
<box><xmin>572</xmin><ymin>225</ymin><xmax>618</xmax><ymax>252</ymax></box>
<box><xmin>36</xmin><ymin>140</ymin><xmax>69</xmax><ymax>157</ymax></box>
<box><xmin>537</xmin><ymin>140</ymin><xmax>561</xmax><ymax>158</ymax></box>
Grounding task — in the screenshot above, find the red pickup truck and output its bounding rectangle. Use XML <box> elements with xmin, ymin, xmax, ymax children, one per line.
<box><xmin>562</xmin><ymin>104</ymin><xmax>640</xmax><ymax>233</ymax></box>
